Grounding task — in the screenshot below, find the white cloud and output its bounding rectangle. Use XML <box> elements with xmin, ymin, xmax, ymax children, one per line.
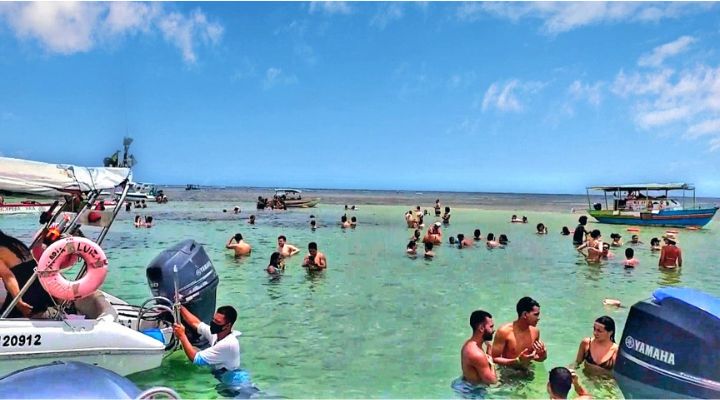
<box><xmin>0</xmin><ymin>2</ymin><xmax>222</xmax><ymax>64</ymax></box>
<box><xmin>687</xmin><ymin>119</ymin><xmax>720</xmax><ymax>138</ymax></box>
<box><xmin>568</xmin><ymin>80</ymin><xmax>603</xmax><ymax>106</ymax></box>
<box><xmin>638</xmin><ymin>36</ymin><xmax>696</xmax><ymax>68</ymax></box>
<box><xmin>263</xmin><ymin>67</ymin><xmax>298</xmax><ymax>89</ymax></box>
<box><xmin>636</xmin><ymin>106</ymin><xmax>692</xmax><ymax>129</ymax></box>
<box><xmin>370</xmin><ymin>3</ymin><xmax>404</xmax><ymax>30</ymax></box>
<box><xmin>458</xmin><ymin>2</ymin><xmax>712</xmax><ymax>34</ymax></box>
<box><xmin>481</xmin><ymin>79</ymin><xmax>544</xmax><ymax>112</ymax></box>
<box><xmin>309</xmin><ymin>2</ymin><xmax>352</xmax><ymax>15</ymax></box>
<box><xmin>710</xmin><ymin>137</ymin><xmax>720</xmax><ymax>152</ymax></box>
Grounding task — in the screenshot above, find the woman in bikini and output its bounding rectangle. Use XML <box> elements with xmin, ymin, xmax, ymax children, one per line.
<box><xmin>574</xmin><ymin>316</ymin><xmax>618</xmax><ymax>375</ymax></box>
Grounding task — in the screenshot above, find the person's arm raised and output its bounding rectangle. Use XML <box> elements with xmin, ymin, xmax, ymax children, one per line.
<box><xmin>179</xmin><ymin>305</ymin><xmax>202</xmax><ymax>332</ymax></box>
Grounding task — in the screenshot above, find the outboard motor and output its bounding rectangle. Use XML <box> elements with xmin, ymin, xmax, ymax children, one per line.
<box><xmin>146</xmin><ymin>239</ymin><xmax>219</xmax><ymax>345</ymax></box>
<box><xmin>615</xmin><ymin>287</ymin><xmax>720</xmax><ymax>399</ymax></box>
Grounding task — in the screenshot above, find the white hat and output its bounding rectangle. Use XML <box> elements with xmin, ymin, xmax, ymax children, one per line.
<box><xmin>434</xmin><ymin>222</ymin><xmax>442</xmax><ymax>227</ymax></box>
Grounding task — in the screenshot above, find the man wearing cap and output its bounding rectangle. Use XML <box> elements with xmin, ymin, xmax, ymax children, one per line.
<box><xmin>659</xmin><ymin>234</ymin><xmax>682</xmax><ymax>269</ymax></box>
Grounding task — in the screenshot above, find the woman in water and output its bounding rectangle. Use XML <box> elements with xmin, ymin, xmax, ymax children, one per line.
<box><xmin>266</xmin><ymin>252</ymin><xmax>284</xmax><ymax>275</ymax></box>
<box><xmin>574</xmin><ymin>316</ymin><xmax>618</xmax><ymax>375</ymax></box>
<box><xmin>0</xmin><ymin>230</ymin><xmax>54</xmax><ymax>318</ymax></box>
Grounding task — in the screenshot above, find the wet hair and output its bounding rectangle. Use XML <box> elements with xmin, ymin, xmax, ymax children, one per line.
<box><xmin>473</xmin><ymin>229</ymin><xmax>481</xmax><ymax>238</ymax></box>
<box><xmin>308</xmin><ymin>242</ymin><xmax>318</xmax><ymax>251</ymax></box>
<box><xmin>548</xmin><ymin>367</ymin><xmax>573</xmax><ymax>398</ymax></box>
<box><xmin>596</xmin><ymin>315</ymin><xmax>616</xmax><ymax>342</ymax></box>
<box><xmin>145</xmin><ymin>216</ymin><xmax>153</xmax><ymax>223</ymax></box>
<box><xmin>522</xmin><ymin>216</ymin><xmax>528</xmax><ymax>222</ymax></box>
<box><xmin>134</xmin><ymin>215</ymin><xmax>141</xmax><ymax>223</ymax></box>
<box><xmin>457</xmin><ymin>233</ymin><xmax>464</xmax><ymax>241</ymax></box>
<box><xmin>561</xmin><ymin>226</ymin><xmax>571</xmax><ymax>235</ymax></box>
<box><xmin>449</xmin><ymin>236</ymin><xmax>456</xmax><ymax>244</ymax></box>
<box><xmin>516</xmin><ymin>296</ymin><xmax>540</xmax><ymax>317</ymax></box>
<box><xmin>486</xmin><ymin>233</ymin><xmax>495</xmax><ymax>241</ymax></box>
<box><xmin>234</xmin><ymin>233</ymin><xmax>243</xmax><ymax>241</ymax></box>
<box><xmin>579</xmin><ymin>215</ymin><xmax>588</xmax><ymax>224</ymax></box>
<box><xmin>425</xmin><ymin>242</ymin><xmax>433</xmax><ymax>251</ymax></box>
<box><xmin>470</xmin><ymin>310</ymin><xmax>492</xmax><ymax>332</ymax></box>
<box><xmin>0</xmin><ymin>230</ymin><xmax>30</xmax><ymax>260</ymax></box>
<box><xmin>445</xmin><ymin>206</ymin><xmax>450</xmax><ymax>213</ymax></box>
<box><xmin>590</xmin><ymin>229</ymin><xmax>601</xmax><ymax>239</ymax></box>
<box><xmin>651</xmin><ymin>237</ymin><xmax>660</xmax><ymax>246</ymax></box>
<box><xmin>407</xmin><ymin>240</ymin><xmax>417</xmax><ymax>249</ymax></box>
<box><xmin>498</xmin><ymin>234</ymin><xmax>509</xmax><ymax>244</ymax></box>
<box><xmin>511</xmin><ymin>214</ymin><xmax>517</xmax><ymax>219</ymax></box>
<box><xmin>250</xmin><ymin>215</ymin><xmax>255</xmax><ymax>220</ymax></box>
<box><xmin>310</xmin><ymin>220</ymin><xmax>316</xmax><ymax>226</ymax></box>
<box><xmin>351</xmin><ymin>216</ymin><xmax>357</xmax><ymax>222</ymax></box>
<box><xmin>631</xmin><ymin>234</ymin><xmax>638</xmax><ymax>240</ymax></box>
<box><xmin>625</xmin><ymin>248</ymin><xmax>634</xmax><ymax>258</ymax></box>
<box><xmin>278</xmin><ymin>235</ymin><xmax>287</xmax><ymax>241</ymax></box>
<box><xmin>341</xmin><ymin>215</ymin><xmax>347</xmax><ymax>222</ymax></box>
<box><xmin>414</xmin><ymin>229</ymin><xmax>421</xmax><ymax>239</ymax></box>
<box><xmin>269</xmin><ymin>252</ymin><xmax>282</xmax><ymax>267</ymax></box>
<box><xmin>216</xmin><ymin>305</ymin><xmax>237</xmax><ymax>326</ymax></box>
<box><xmin>537</xmin><ymin>223</ymin><xmax>545</xmax><ymax>231</ymax></box>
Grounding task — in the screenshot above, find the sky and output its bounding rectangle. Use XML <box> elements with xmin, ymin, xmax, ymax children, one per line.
<box><xmin>1</xmin><ymin>2</ymin><xmax>720</xmax><ymax>195</ymax></box>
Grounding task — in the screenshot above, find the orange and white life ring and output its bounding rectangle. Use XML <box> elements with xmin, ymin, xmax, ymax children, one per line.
<box><xmin>37</xmin><ymin>237</ymin><xmax>108</xmax><ymax>301</ymax></box>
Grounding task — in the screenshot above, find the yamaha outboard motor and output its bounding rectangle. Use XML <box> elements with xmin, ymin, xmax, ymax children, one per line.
<box><xmin>146</xmin><ymin>239</ymin><xmax>219</xmax><ymax>345</ymax></box>
<box><xmin>615</xmin><ymin>287</ymin><xmax>720</xmax><ymax>399</ymax></box>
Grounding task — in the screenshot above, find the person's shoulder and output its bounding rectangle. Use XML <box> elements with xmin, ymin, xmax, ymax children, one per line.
<box><xmin>581</xmin><ymin>337</ymin><xmax>591</xmax><ymax>346</ymax></box>
<box><xmin>497</xmin><ymin>322</ymin><xmax>514</xmax><ymax>334</ymax></box>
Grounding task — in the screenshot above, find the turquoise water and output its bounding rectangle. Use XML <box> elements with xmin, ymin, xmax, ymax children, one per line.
<box><xmin>2</xmin><ymin>191</ymin><xmax>719</xmax><ymax>398</ymax></box>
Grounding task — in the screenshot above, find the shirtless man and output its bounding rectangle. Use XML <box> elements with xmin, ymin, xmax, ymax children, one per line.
<box><xmin>461</xmin><ymin>310</ymin><xmax>497</xmax><ymax>386</ymax></box>
<box><xmin>659</xmin><ymin>234</ymin><xmax>682</xmax><ymax>268</ymax></box>
<box><xmin>302</xmin><ymin>242</ymin><xmax>327</xmax><ymax>271</ymax></box>
<box><xmin>340</xmin><ymin>215</ymin><xmax>351</xmax><ymax>229</ymax></box>
<box><xmin>457</xmin><ymin>234</ymin><xmax>474</xmax><ymax>249</ymax></box>
<box><xmin>548</xmin><ymin>367</ymin><xmax>592</xmax><ymax>399</ymax></box>
<box><xmin>423</xmin><ymin>222</ymin><xmax>443</xmax><ymax>244</ymax></box>
<box><xmin>277</xmin><ymin>235</ymin><xmax>300</xmax><ymax>258</ymax></box>
<box><xmin>491</xmin><ymin>296</ymin><xmax>547</xmax><ymax>368</ymax></box>
<box><xmin>226</xmin><ymin>233</ymin><xmax>252</xmax><ymax>257</ymax></box>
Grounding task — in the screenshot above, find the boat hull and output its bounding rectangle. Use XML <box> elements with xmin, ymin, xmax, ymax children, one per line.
<box><xmin>589</xmin><ymin>207</ymin><xmax>719</xmax><ymax>228</ymax></box>
<box><xmin>0</xmin><ymin>203</ymin><xmax>52</xmax><ymax>215</ymax></box>
<box><xmin>284</xmin><ymin>198</ymin><xmax>320</xmax><ymax>208</ymax></box>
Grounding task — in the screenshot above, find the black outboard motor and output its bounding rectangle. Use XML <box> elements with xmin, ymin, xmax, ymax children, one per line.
<box><xmin>615</xmin><ymin>287</ymin><xmax>720</xmax><ymax>398</ymax></box>
<box><xmin>146</xmin><ymin>239</ymin><xmax>219</xmax><ymax>345</ymax></box>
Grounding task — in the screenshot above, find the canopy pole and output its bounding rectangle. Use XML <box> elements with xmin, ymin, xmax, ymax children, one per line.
<box><xmin>586</xmin><ymin>188</ymin><xmax>591</xmax><ymax>210</ymax></box>
<box><xmin>604</xmin><ymin>191</ymin><xmax>608</xmax><ymax>210</ymax></box>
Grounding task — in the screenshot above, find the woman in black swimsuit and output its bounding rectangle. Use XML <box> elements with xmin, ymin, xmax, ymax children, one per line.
<box><xmin>0</xmin><ymin>230</ymin><xmax>54</xmax><ymax>318</ymax></box>
<box><xmin>574</xmin><ymin>316</ymin><xmax>618</xmax><ymax>373</ymax></box>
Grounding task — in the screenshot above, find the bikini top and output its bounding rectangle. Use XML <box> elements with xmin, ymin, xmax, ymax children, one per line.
<box><xmin>584</xmin><ymin>339</ymin><xmax>616</xmax><ymax>370</ymax></box>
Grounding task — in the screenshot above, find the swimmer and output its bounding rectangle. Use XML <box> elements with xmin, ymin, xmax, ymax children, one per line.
<box><xmin>547</xmin><ymin>367</ymin><xmax>592</xmax><ymax>399</ymax></box>
<box><xmin>623</xmin><ymin>248</ymin><xmax>639</xmax><ymax>268</ymax></box>
<box><xmin>423</xmin><ymin>222</ymin><xmax>443</xmax><ymax>245</ymax></box>
<box><xmin>302</xmin><ymin>242</ymin><xmax>327</xmax><ymax>270</ymax></box>
<box><xmin>266</xmin><ymin>252</ymin><xmax>284</xmax><ymax>275</ymax></box>
<box><xmin>473</xmin><ymin>229</ymin><xmax>482</xmax><ymax>241</ymax></box>
<box><xmin>460</xmin><ymin>310</ymin><xmax>497</xmax><ymax>385</ymax></box>
<box><xmin>350</xmin><ymin>216</ymin><xmax>357</xmax><ymax>228</ymax></box>
<box><xmin>577</xmin><ymin>229</ymin><xmax>602</xmax><ymax>262</ymax></box>
<box><xmin>522</xmin><ymin>216</ymin><xmax>528</xmax><ymax>223</ymax></box>
<box><xmin>491</xmin><ymin>296</ymin><xmax>547</xmax><ymax>369</ymax></box>
<box><xmin>561</xmin><ymin>226</ymin><xmax>571</xmax><ymax>236</ymax></box>
<box><xmin>449</xmin><ymin>236</ymin><xmax>456</xmax><ymax>245</ymax></box>
<box><xmin>602</xmin><ymin>299</ymin><xmax>622</xmax><ymax>307</ymax></box>
<box><xmin>659</xmin><ymin>234</ymin><xmax>682</xmax><ymax>269</ymax></box>
<box><xmin>574</xmin><ymin>316</ymin><xmax>618</xmax><ymax>375</ymax></box>
<box><xmin>485</xmin><ymin>233</ymin><xmax>500</xmax><ymax>249</ymax></box>
<box><xmin>457</xmin><ymin>234</ymin><xmax>473</xmax><ymax>249</ymax></box>
<box><xmin>442</xmin><ymin>206</ymin><xmax>451</xmax><ymax>225</ymax></box>
<box><xmin>601</xmin><ymin>243</ymin><xmax>613</xmax><ymax>259</ymax></box>
<box><xmin>498</xmin><ymin>234</ymin><xmax>509</xmax><ymax>246</ymax></box>
<box><xmin>610</xmin><ymin>233</ymin><xmax>623</xmax><ymax>247</ymax></box>
<box><xmin>144</xmin><ymin>216</ymin><xmax>153</xmax><ymax>228</ymax></box>
<box><xmin>572</xmin><ymin>216</ymin><xmax>589</xmax><ymax>246</ymax></box>
<box><xmin>226</xmin><ymin>233</ymin><xmax>252</xmax><ymax>257</ymax></box>
<box><xmin>434</xmin><ymin>199</ymin><xmax>441</xmax><ymax>217</ymax></box>
<box><xmin>629</xmin><ymin>234</ymin><xmax>642</xmax><ymax>245</ymax></box>
<box><xmin>650</xmin><ymin>237</ymin><xmax>661</xmax><ymax>251</ymax></box>
<box><xmin>410</xmin><ymin>229</ymin><xmax>422</xmax><ymax>242</ymax></box>
<box><xmin>510</xmin><ymin>214</ymin><xmax>519</xmax><ymax>223</ymax></box>
<box><xmin>310</xmin><ymin>219</ymin><xmax>317</xmax><ymax>231</ymax></box>
<box><xmin>340</xmin><ymin>215</ymin><xmax>351</xmax><ymax>229</ymax></box>
<box><xmin>277</xmin><ymin>235</ymin><xmax>300</xmax><ymax>258</ymax></box>
<box><xmin>134</xmin><ymin>215</ymin><xmax>145</xmax><ymax>228</ymax></box>
<box><xmin>424</xmin><ymin>242</ymin><xmax>435</xmax><ymax>259</ymax></box>
<box><xmin>233</xmin><ymin>207</ymin><xmax>240</xmax><ymax>214</ymax></box>
<box><xmin>406</xmin><ymin>240</ymin><xmax>417</xmax><ymax>256</ymax></box>
<box><xmin>248</xmin><ymin>215</ymin><xmax>255</xmax><ymax>225</ymax></box>
<box><xmin>536</xmin><ymin>223</ymin><xmax>548</xmax><ymax>234</ymax></box>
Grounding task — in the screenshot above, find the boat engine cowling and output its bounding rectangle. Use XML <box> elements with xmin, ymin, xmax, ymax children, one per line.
<box><xmin>614</xmin><ymin>287</ymin><xmax>720</xmax><ymax>399</ymax></box>
<box><xmin>146</xmin><ymin>239</ymin><xmax>219</xmax><ymax>345</ymax></box>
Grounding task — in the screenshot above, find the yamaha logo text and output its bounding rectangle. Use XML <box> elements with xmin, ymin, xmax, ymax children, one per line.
<box><xmin>625</xmin><ymin>336</ymin><xmax>675</xmax><ymax>365</ymax></box>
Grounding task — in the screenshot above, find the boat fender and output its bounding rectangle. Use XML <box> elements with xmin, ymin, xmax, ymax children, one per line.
<box><xmin>31</xmin><ymin>228</ymin><xmax>78</xmax><ymax>269</ymax></box>
<box><xmin>37</xmin><ymin>237</ymin><xmax>108</xmax><ymax>301</ymax></box>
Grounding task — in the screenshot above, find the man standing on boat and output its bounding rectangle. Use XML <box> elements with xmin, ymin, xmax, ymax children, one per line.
<box><xmin>659</xmin><ymin>234</ymin><xmax>682</xmax><ymax>269</ymax></box>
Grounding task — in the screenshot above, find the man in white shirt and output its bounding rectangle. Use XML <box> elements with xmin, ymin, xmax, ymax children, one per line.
<box><xmin>174</xmin><ymin>305</ymin><xmax>250</xmax><ymax>388</ymax></box>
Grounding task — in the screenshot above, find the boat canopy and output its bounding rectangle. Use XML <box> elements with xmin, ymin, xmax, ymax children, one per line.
<box><xmin>586</xmin><ymin>183</ymin><xmax>694</xmax><ymax>192</ymax></box>
<box><xmin>0</xmin><ymin>157</ymin><xmax>132</xmax><ymax>197</ymax></box>
<box><xmin>275</xmin><ymin>188</ymin><xmax>302</xmax><ymax>194</ymax></box>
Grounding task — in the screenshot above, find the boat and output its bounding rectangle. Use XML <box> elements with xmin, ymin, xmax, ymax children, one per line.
<box><xmin>102</xmin><ymin>137</ymin><xmax>167</xmax><ymax>203</ymax></box>
<box><xmin>0</xmin><ymin>157</ymin><xmax>219</xmax><ymax>377</ymax></box>
<box><xmin>586</xmin><ymin>183</ymin><xmax>719</xmax><ymax>228</ymax></box>
<box><xmin>0</xmin><ymin>199</ymin><xmax>53</xmax><ymax>215</ymax></box>
<box><xmin>615</xmin><ymin>287</ymin><xmax>720</xmax><ymax>398</ymax></box>
<box><xmin>273</xmin><ymin>188</ymin><xmax>320</xmax><ymax>208</ymax></box>
<box><xmin>0</xmin><ymin>361</ymin><xmax>179</xmax><ymax>399</ymax></box>
<box><xmin>185</xmin><ymin>184</ymin><xmax>201</xmax><ymax>191</ymax></box>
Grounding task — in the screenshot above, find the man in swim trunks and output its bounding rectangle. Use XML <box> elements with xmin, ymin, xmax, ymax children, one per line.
<box><xmin>302</xmin><ymin>242</ymin><xmax>327</xmax><ymax>270</ymax></box>
<box><xmin>659</xmin><ymin>234</ymin><xmax>682</xmax><ymax>268</ymax></box>
<box><xmin>491</xmin><ymin>296</ymin><xmax>547</xmax><ymax>368</ymax></box>
<box><xmin>226</xmin><ymin>233</ymin><xmax>252</xmax><ymax>257</ymax></box>
<box><xmin>573</xmin><ymin>216</ymin><xmax>589</xmax><ymax>246</ymax></box>
<box><xmin>461</xmin><ymin>310</ymin><xmax>497</xmax><ymax>385</ymax></box>
<box><xmin>277</xmin><ymin>235</ymin><xmax>300</xmax><ymax>258</ymax></box>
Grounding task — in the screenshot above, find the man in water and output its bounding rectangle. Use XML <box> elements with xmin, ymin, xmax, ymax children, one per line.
<box><xmin>226</xmin><ymin>233</ymin><xmax>252</xmax><ymax>257</ymax></box>
<box><xmin>423</xmin><ymin>222</ymin><xmax>443</xmax><ymax>244</ymax></box>
<box><xmin>174</xmin><ymin>305</ymin><xmax>255</xmax><ymax>394</ymax></box>
<box><xmin>248</xmin><ymin>215</ymin><xmax>255</xmax><ymax>225</ymax></box>
<box><xmin>457</xmin><ymin>234</ymin><xmax>474</xmax><ymax>249</ymax></box>
<box><xmin>547</xmin><ymin>367</ymin><xmax>591</xmax><ymax>399</ymax></box>
<box><xmin>277</xmin><ymin>235</ymin><xmax>300</xmax><ymax>258</ymax></box>
<box><xmin>659</xmin><ymin>234</ymin><xmax>682</xmax><ymax>268</ymax></box>
<box><xmin>302</xmin><ymin>242</ymin><xmax>327</xmax><ymax>270</ymax></box>
<box><xmin>491</xmin><ymin>296</ymin><xmax>547</xmax><ymax>368</ymax></box>
<box><xmin>461</xmin><ymin>310</ymin><xmax>497</xmax><ymax>385</ymax></box>
<box><xmin>572</xmin><ymin>216</ymin><xmax>589</xmax><ymax>246</ymax></box>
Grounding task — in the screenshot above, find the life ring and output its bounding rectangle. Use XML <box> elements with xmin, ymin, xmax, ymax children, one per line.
<box><xmin>37</xmin><ymin>237</ymin><xmax>108</xmax><ymax>301</ymax></box>
<box><xmin>31</xmin><ymin>228</ymin><xmax>78</xmax><ymax>269</ymax></box>
<box><xmin>627</xmin><ymin>227</ymin><xmax>640</xmax><ymax>232</ymax></box>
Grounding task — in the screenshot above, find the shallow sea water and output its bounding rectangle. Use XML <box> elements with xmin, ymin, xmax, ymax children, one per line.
<box><xmin>1</xmin><ymin>188</ymin><xmax>719</xmax><ymax>398</ymax></box>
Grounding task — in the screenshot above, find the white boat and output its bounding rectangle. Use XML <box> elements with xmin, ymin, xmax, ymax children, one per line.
<box><xmin>0</xmin><ymin>200</ymin><xmax>52</xmax><ymax>215</ymax></box>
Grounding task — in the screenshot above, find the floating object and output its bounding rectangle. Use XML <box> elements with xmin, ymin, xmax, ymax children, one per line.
<box><xmin>665</xmin><ymin>229</ymin><xmax>679</xmax><ymax>234</ymax></box>
<box><xmin>615</xmin><ymin>287</ymin><xmax>720</xmax><ymax>398</ymax></box>
<box><xmin>603</xmin><ymin>298</ymin><xmax>622</xmax><ymax>307</ymax></box>
<box><xmin>0</xmin><ymin>361</ymin><xmax>178</xmax><ymax>399</ymax></box>
<box><xmin>687</xmin><ymin>226</ymin><xmax>700</xmax><ymax>230</ymax></box>
<box><xmin>37</xmin><ymin>237</ymin><xmax>108</xmax><ymax>301</ymax></box>
<box><xmin>627</xmin><ymin>227</ymin><xmax>640</xmax><ymax>232</ymax></box>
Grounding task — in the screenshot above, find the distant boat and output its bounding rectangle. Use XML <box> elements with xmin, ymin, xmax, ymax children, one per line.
<box><xmin>586</xmin><ymin>183</ymin><xmax>718</xmax><ymax>228</ymax></box>
<box><xmin>0</xmin><ymin>200</ymin><xmax>52</xmax><ymax>215</ymax></box>
<box><xmin>185</xmin><ymin>184</ymin><xmax>201</xmax><ymax>191</ymax></box>
<box><xmin>259</xmin><ymin>189</ymin><xmax>319</xmax><ymax>208</ymax></box>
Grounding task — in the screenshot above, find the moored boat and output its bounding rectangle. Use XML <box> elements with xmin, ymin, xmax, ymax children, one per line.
<box><xmin>0</xmin><ymin>200</ymin><xmax>52</xmax><ymax>215</ymax></box>
<box><xmin>586</xmin><ymin>183</ymin><xmax>718</xmax><ymax>228</ymax></box>
<box><xmin>274</xmin><ymin>188</ymin><xmax>320</xmax><ymax>208</ymax></box>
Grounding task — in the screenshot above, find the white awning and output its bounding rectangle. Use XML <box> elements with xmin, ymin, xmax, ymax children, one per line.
<box><xmin>0</xmin><ymin>157</ymin><xmax>132</xmax><ymax>197</ymax></box>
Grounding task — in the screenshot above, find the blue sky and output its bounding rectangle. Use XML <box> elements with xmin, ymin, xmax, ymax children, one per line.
<box><xmin>1</xmin><ymin>2</ymin><xmax>720</xmax><ymax>195</ymax></box>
